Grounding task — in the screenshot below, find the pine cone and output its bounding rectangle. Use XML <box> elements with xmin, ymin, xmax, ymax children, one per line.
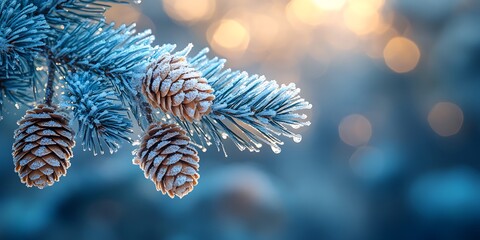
<box><xmin>12</xmin><ymin>104</ymin><xmax>75</xmax><ymax>189</ymax></box>
<box><xmin>142</xmin><ymin>53</ymin><xmax>215</xmax><ymax>122</ymax></box>
<box><xmin>133</xmin><ymin>123</ymin><xmax>200</xmax><ymax>198</ymax></box>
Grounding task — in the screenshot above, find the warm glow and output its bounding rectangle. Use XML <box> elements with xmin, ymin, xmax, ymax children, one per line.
<box><xmin>313</xmin><ymin>0</ymin><xmax>347</xmax><ymax>11</ymax></box>
<box><xmin>208</xmin><ymin>19</ymin><xmax>250</xmax><ymax>56</ymax></box>
<box><xmin>285</xmin><ymin>0</ymin><xmax>327</xmax><ymax>26</ymax></box>
<box><xmin>343</xmin><ymin>7</ymin><xmax>380</xmax><ymax>35</ymax></box>
<box><xmin>343</xmin><ymin>0</ymin><xmax>385</xmax><ymax>35</ymax></box>
<box><xmin>428</xmin><ymin>102</ymin><xmax>464</xmax><ymax>137</ymax></box>
<box><xmin>383</xmin><ymin>37</ymin><xmax>421</xmax><ymax>73</ymax></box>
<box><xmin>105</xmin><ymin>4</ymin><xmax>141</xmax><ymax>25</ymax></box>
<box><xmin>250</xmin><ymin>14</ymin><xmax>280</xmax><ymax>48</ymax></box>
<box><xmin>373</xmin><ymin>12</ymin><xmax>394</xmax><ymax>35</ymax></box>
<box><xmin>325</xmin><ymin>29</ymin><xmax>359</xmax><ymax>51</ymax></box>
<box><xmin>365</xmin><ymin>29</ymin><xmax>398</xmax><ymax>58</ymax></box>
<box><xmin>348</xmin><ymin>0</ymin><xmax>385</xmax><ymax>12</ymax></box>
<box><xmin>339</xmin><ymin>114</ymin><xmax>372</xmax><ymax>146</ymax></box>
<box><xmin>163</xmin><ymin>0</ymin><xmax>216</xmax><ymax>23</ymax></box>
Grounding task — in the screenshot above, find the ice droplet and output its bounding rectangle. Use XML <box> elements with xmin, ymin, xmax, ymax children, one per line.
<box><xmin>221</xmin><ymin>132</ymin><xmax>228</xmax><ymax>139</ymax></box>
<box><xmin>293</xmin><ymin>134</ymin><xmax>302</xmax><ymax>143</ymax></box>
<box><xmin>291</xmin><ymin>125</ymin><xmax>300</xmax><ymax>129</ymax></box>
<box><xmin>238</xmin><ymin>145</ymin><xmax>245</xmax><ymax>151</ymax></box>
<box><xmin>271</xmin><ymin>145</ymin><xmax>281</xmax><ymax>154</ymax></box>
<box><xmin>132</xmin><ymin>140</ymin><xmax>141</xmax><ymax>146</ymax></box>
<box><xmin>131</xmin><ymin>149</ymin><xmax>138</xmax><ymax>156</ymax></box>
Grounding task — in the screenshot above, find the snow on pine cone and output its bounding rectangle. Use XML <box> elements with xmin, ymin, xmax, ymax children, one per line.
<box><xmin>12</xmin><ymin>104</ymin><xmax>75</xmax><ymax>189</ymax></box>
<box><xmin>142</xmin><ymin>53</ymin><xmax>215</xmax><ymax>122</ymax></box>
<box><xmin>133</xmin><ymin>123</ymin><xmax>200</xmax><ymax>198</ymax></box>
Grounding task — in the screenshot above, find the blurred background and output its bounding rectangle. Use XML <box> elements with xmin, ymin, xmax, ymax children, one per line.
<box><xmin>2</xmin><ymin>0</ymin><xmax>480</xmax><ymax>239</ymax></box>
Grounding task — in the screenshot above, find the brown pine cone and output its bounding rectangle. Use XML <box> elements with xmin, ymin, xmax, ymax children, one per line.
<box><xmin>12</xmin><ymin>104</ymin><xmax>75</xmax><ymax>189</ymax></box>
<box><xmin>142</xmin><ymin>53</ymin><xmax>215</xmax><ymax>122</ymax></box>
<box><xmin>133</xmin><ymin>123</ymin><xmax>200</xmax><ymax>198</ymax></box>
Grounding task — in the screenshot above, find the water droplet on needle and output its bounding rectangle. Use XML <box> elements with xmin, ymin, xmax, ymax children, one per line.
<box><xmin>271</xmin><ymin>145</ymin><xmax>281</xmax><ymax>154</ymax></box>
<box><xmin>293</xmin><ymin>134</ymin><xmax>302</xmax><ymax>143</ymax></box>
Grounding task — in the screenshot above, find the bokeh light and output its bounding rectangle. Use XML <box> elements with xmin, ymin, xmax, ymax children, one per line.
<box><xmin>365</xmin><ymin>28</ymin><xmax>398</xmax><ymax>58</ymax></box>
<box><xmin>343</xmin><ymin>6</ymin><xmax>380</xmax><ymax>35</ymax></box>
<box><xmin>105</xmin><ymin>4</ymin><xmax>141</xmax><ymax>24</ymax></box>
<box><xmin>207</xmin><ymin>19</ymin><xmax>250</xmax><ymax>57</ymax></box>
<box><xmin>383</xmin><ymin>37</ymin><xmax>421</xmax><ymax>73</ymax></box>
<box><xmin>285</xmin><ymin>0</ymin><xmax>327</xmax><ymax>26</ymax></box>
<box><xmin>163</xmin><ymin>0</ymin><xmax>216</xmax><ymax>24</ymax></box>
<box><xmin>349</xmin><ymin>0</ymin><xmax>385</xmax><ymax>12</ymax></box>
<box><xmin>248</xmin><ymin>14</ymin><xmax>280</xmax><ymax>52</ymax></box>
<box><xmin>313</xmin><ymin>0</ymin><xmax>347</xmax><ymax>11</ymax></box>
<box><xmin>339</xmin><ymin>114</ymin><xmax>372</xmax><ymax>146</ymax></box>
<box><xmin>409</xmin><ymin>167</ymin><xmax>480</xmax><ymax>220</ymax></box>
<box><xmin>428</xmin><ymin>102</ymin><xmax>464</xmax><ymax>137</ymax></box>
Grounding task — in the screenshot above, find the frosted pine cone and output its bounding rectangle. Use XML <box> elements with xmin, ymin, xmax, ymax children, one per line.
<box><xmin>142</xmin><ymin>53</ymin><xmax>215</xmax><ymax>121</ymax></box>
<box><xmin>12</xmin><ymin>104</ymin><xmax>75</xmax><ymax>189</ymax></box>
<box><xmin>133</xmin><ymin>123</ymin><xmax>200</xmax><ymax>198</ymax></box>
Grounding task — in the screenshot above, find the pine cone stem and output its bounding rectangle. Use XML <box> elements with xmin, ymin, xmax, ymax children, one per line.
<box><xmin>44</xmin><ymin>59</ymin><xmax>56</xmax><ymax>106</ymax></box>
<box><xmin>143</xmin><ymin>102</ymin><xmax>154</xmax><ymax>124</ymax></box>
<box><xmin>135</xmin><ymin>92</ymin><xmax>154</xmax><ymax>124</ymax></box>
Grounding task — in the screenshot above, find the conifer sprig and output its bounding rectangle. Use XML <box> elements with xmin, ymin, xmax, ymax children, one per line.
<box><xmin>172</xmin><ymin>48</ymin><xmax>312</xmax><ymax>155</ymax></box>
<box><xmin>32</xmin><ymin>0</ymin><xmax>127</xmax><ymax>27</ymax></box>
<box><xmin>64</xmin><ymin>71</ymin><xmax>132</xmax><ymax>155</ymax></box>
<box><xmin>0</xmin><ymin>0</ymin><xmax>49</xmax><ymax>71</ymax></box>
<box><xmin>2</xmin><ymin>0</ymin><xmax>312</xmax><ymax>194</ymax></box>
<box><xmin>51</xmin><ymin>21</ymin><xmax>155</xmax><ymax>96</ymax></box>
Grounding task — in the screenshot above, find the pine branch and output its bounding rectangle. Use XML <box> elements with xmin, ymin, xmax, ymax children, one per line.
<box><xmin>2</xmin><ymin>0</ymin><xmax>313</xmax><ymax>194</ymax></box>
<box><xmin>44</xmin><ymin>59</ymin><xmax>56</xmax><ymax>106</ymax></box>
<box><xmin>49</xmin><ymin>21</ymin><xmax>171</xmax><ymax>131</ymax></box>
<box><xmin>30</xmin><ymin>56</ymin><xmax>49</xmax><ymax>101</ymax></box>
<box><xmin>64</xmin><ymin>71</ymin><xmax>133</xmax><ymax>155</ymax></box>
<box><xmin>0</xmin><ymin>0</ymin><xmax>49</xmax><ymax>71</ymax></box>
<box><xmin>172</xmin><ymin>48</ymin><xmax>312</xmax><ymax>155</ymax></box>
<box><xmin>30</xmin><ymin>0</ymin><xmax>128</xmax><ymax>27</ymax></box>
<box><xmin>50</xmin><ymin>21</ymin><xmax>155</xmax><ymax>97</ymax></box>
<box><xmin>0</xmin><ymin>67</ymin><xmax>32</xmax><ymax>118</ymax></box>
